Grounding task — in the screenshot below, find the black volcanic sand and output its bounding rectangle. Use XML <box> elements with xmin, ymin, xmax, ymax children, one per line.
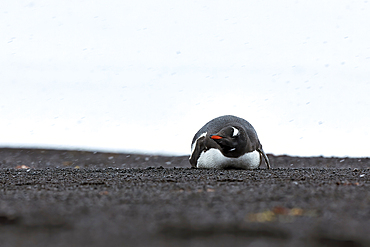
<box><xmin>0</xmin><ymin>148</ymin><xmax>369</xmax><ymax>247</ymax></box>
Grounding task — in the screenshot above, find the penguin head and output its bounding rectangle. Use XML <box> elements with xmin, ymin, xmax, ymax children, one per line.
<box><xmin>209</xmin><ymin>126</ymin><xmax>247</xmax><ymax>157</ymax></box>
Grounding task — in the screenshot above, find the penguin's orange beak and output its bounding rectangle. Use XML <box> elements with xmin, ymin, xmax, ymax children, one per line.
<box><xmin>211</xmin><ymin>135</ymin><xmax>222</xmax><ymax>140</ymax></box>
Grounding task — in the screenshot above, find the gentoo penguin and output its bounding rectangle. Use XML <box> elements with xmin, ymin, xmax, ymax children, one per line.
<box><xmin>189</xmin><ymin>115</ymin><xmax>271</xmax><ymax>169</ymax></box>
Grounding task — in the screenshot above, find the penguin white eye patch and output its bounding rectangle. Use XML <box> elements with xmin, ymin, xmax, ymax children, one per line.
<box><xmin>232</xmin><ymin>127</ymin><xmax>239</xmax><ymax>137</ymax></box>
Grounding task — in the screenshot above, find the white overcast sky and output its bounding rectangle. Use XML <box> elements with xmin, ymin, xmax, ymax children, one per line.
<box><xmin>1</xmin><ymin>1</ymin><xmax>370</xmax><ymax>157</ymax></box>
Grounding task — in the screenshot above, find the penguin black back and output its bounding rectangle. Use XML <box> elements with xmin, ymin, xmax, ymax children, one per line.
<box><xmin>192</xmin><ymin>115</ymin><xmax>260</xmax><ymax>148</ymax></box>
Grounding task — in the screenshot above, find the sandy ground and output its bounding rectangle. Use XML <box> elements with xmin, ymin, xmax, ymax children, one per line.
<box><xmin>0</xmin><ymin>148</ymin><xmax>369</xmax><ymax>247</ymax></box>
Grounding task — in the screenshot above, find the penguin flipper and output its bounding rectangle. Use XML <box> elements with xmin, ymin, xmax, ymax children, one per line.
<box><xmin>257</xmin><ymin>148</ymin><xmax>271</xmax><ymax>169</ymax></box>
<box><xmin>189</xmin><ymin>136</ymin><xmax>206</xmax><ymax>168</ymax></box>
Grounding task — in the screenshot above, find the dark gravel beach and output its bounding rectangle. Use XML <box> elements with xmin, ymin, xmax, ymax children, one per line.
<box><xmin>0</xmin><ymin>148</ymin><xmax>369</xmax><ymax>247</ymax></box>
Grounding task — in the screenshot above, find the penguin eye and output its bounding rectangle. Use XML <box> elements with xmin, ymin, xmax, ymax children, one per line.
<box><xmin>231</xmin><ymin>127</ymin><xmax>239</xmax><ymax>137</ymax></box>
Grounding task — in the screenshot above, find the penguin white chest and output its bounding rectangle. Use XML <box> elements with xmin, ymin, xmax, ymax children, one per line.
<box><xmin>196</xmin><ymin>149</ymin><xmax>260</xmax><ymax>169</ymax></box>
